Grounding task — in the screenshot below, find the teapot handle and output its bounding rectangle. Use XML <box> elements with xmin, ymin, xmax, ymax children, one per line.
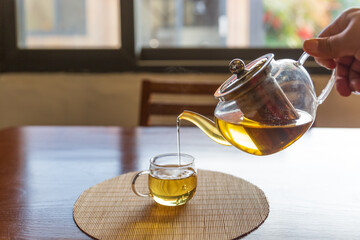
<box><xmin>298</xmin><ymin>52</ymin><xmax>336</xmax><ymax>105</ymax></box>
<box><xmin>317</xmin><ymin>69</ymin><xmax>336</xmax><ymax>105</ymax></box>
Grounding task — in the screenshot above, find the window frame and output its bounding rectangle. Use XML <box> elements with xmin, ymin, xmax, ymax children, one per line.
<box><xmin>138</xmin><ymin>47</ymin><xmax>325</xmax><ymax>73</ymax></box>
<box><xmin>0</xmin><ymin>0</ymin><xmax>326</xmax><ymax>74</ymax></box>
<box><xmin>0</xmin><ymin>0</ymin><xmax>135</xmax><ymax>72</ymax></box>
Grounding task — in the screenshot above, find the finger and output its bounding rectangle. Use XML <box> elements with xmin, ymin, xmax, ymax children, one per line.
<box><xmin>303</xmin><ymin>35</ymin><xmax>346</xmax><ymax>59</ymax></box>
<box><xmin>349</xmin><ymin>78</ymin><xmax>360</xmax><ymax>92</ymax></box>
<box><xmin>349</xmin><ymin>60</ymin><xmax>360</xmax><ymax>92</ymax></box>
<box><xmin>335</xmin><ymin>77</ymin><xmax>352</xmax><ymax>96</ymax></box>
<box><xmin>314</xmin><ymin>57</ymin><xmax>336</xmax><ymax>69</ymax></box>
<box><xmin>335</xmin><ymin>56</ymin><xmax>354</xmax><ymax>65</ymax></box>
<box><xmin>350</xmin><ymin>58</ymin><xmax>360</xmax><ymax>73</ymax></box>
<box><xmin>335</xmin><ymin>61</ymin><xmax>350</xmax><ymax>78</ymax></box>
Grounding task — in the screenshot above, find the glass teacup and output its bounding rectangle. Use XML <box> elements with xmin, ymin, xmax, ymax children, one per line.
<box><xmin>131</xmin><ymin>153</ymin><xmax>197</xmax><ymax>206</ymax></box>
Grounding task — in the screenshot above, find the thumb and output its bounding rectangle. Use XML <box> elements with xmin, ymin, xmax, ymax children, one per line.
<box><xmin>303</xmin><ymin>36</ymin><xmax>344</xmax><ymax>58</ymax></box>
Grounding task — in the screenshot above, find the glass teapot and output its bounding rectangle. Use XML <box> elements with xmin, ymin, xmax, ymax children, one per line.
<box><xmin>178</xmin><ymin>52</ymin><xmax>336</xmax><ymax>156</ymax></box>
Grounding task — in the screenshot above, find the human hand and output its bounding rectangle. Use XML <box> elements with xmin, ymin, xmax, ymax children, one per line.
<box><xmin>303</xmin><ymin>8</ymin><xmax>360</xmax><ymax>96</ymax></box>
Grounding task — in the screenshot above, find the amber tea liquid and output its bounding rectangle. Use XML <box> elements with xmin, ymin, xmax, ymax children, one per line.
<box><xmin>215</xmin><ymin>110</ymin><xmax>313</xmax><ymax>155</ymax></box>
<box><xmin>149</xmin><ymin>167</ymin><xmax>197</xmax><ymax>206</ymax></box>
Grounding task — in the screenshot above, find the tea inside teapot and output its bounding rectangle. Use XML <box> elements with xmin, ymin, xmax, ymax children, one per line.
<box><xmin>179</xmin><ymin>109</ymin><xmax>312</xmax><ymax>156</ymax></box>
<box><xmin>214</xmin><ymin>109</ymin><xmax>312</xmax><ymax>155</ymax></box>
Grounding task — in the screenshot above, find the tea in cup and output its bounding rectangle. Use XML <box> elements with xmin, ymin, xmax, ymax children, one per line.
<box><xmin>131</xmin><ymin>153</ymin><xmax>197</xmax><ymax>206</ymax></box>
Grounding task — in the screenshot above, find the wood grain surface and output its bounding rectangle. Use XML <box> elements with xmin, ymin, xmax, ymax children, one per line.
<box><xmin>0</xmin><ymin>126</ymin><xmax>360</xmax><ymax>239</ymax></box>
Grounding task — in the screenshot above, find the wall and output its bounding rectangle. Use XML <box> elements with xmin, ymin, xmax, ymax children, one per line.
<box><xmin>0</xmin><ymin>73</ymin><xmax>359</xmax><ymax>129</ymax></box>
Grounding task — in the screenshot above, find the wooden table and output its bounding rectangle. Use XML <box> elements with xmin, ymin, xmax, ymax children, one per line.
<box><xmin>0</xmin><ymin>126</ymin><xmax>360</xmax><ymax>239</ymax></box>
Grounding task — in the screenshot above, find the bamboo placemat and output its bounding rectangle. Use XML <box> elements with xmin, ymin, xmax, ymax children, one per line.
<box><xmin>73</xmin><ymin>170</ymin><xmax>269</xmax><ymax>240</ymax></box>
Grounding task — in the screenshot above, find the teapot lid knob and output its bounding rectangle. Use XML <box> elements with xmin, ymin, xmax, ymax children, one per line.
<box><xmin>215</xmin><ymin>54</ymin><xmax>274</xmax><ymax>100</ymax></box>
<box><xmin>229</xmin><ymin>59</ymin><xmax>245</xmax><ymax>76</ymax></box>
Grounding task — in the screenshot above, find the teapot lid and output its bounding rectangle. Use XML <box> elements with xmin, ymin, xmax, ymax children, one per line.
<box><xmin>214</xmin><ymin>53</ymin><xmax>274</xmax><ymax>101</ymax></box>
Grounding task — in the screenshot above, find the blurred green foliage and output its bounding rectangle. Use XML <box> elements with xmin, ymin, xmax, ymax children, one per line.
<box><xmin>263</xmin><ymin>0</ymin><xmax>360</xmax><ymax>47</ymax></box>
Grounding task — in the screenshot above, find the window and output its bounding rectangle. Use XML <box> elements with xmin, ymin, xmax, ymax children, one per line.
<box><xmin>1</xmin><ymin>0</ymin><xmax>359</xmax><ymax>72</ymax></box>
<box><xmin>136</xmin><ymin>0</ymin><xmax>360</xmax><ymax>72</ymax></box>
<box><xmin>136</xmin><ymin>0</ymin><xmax>357</xmax><ymax>48</ymax></box>
<box><xmin>17</xmin><ymin>0</ymin><xmax>120</xmax><ymax>49</ymax></box>
<box><xmin>0</xmin><ymin>0</ymin><xmax>133</xmax><ymax>72</ymax></box>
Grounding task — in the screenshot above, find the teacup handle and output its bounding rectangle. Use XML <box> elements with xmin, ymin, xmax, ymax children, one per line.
<box><xmin>131</xmin><ymin>170</ymin><xmax>151</xmax><ymax>198</ymax></box>
<box><xmin>298</xmin><ymin>52</ymin><xmax>336</xmax><ymax>105</ymax></box>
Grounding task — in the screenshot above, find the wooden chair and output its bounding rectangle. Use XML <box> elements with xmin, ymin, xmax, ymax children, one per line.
<box><xmin>139</xmin><ymin>79</ymin><xmax>220</xmax><ymax>126</ymax></box>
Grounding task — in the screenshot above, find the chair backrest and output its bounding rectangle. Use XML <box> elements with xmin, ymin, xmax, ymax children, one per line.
<box><xmin>139</xmin><ymin>79</ymin><xmax>220</xmax><ymax>126</ymax></box>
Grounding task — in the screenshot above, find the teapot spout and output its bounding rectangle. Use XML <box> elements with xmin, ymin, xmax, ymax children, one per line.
<box><xmin>178</xmin><ymin>110</ymin><xmax>231</xmax><ymax>146</ymax></box>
